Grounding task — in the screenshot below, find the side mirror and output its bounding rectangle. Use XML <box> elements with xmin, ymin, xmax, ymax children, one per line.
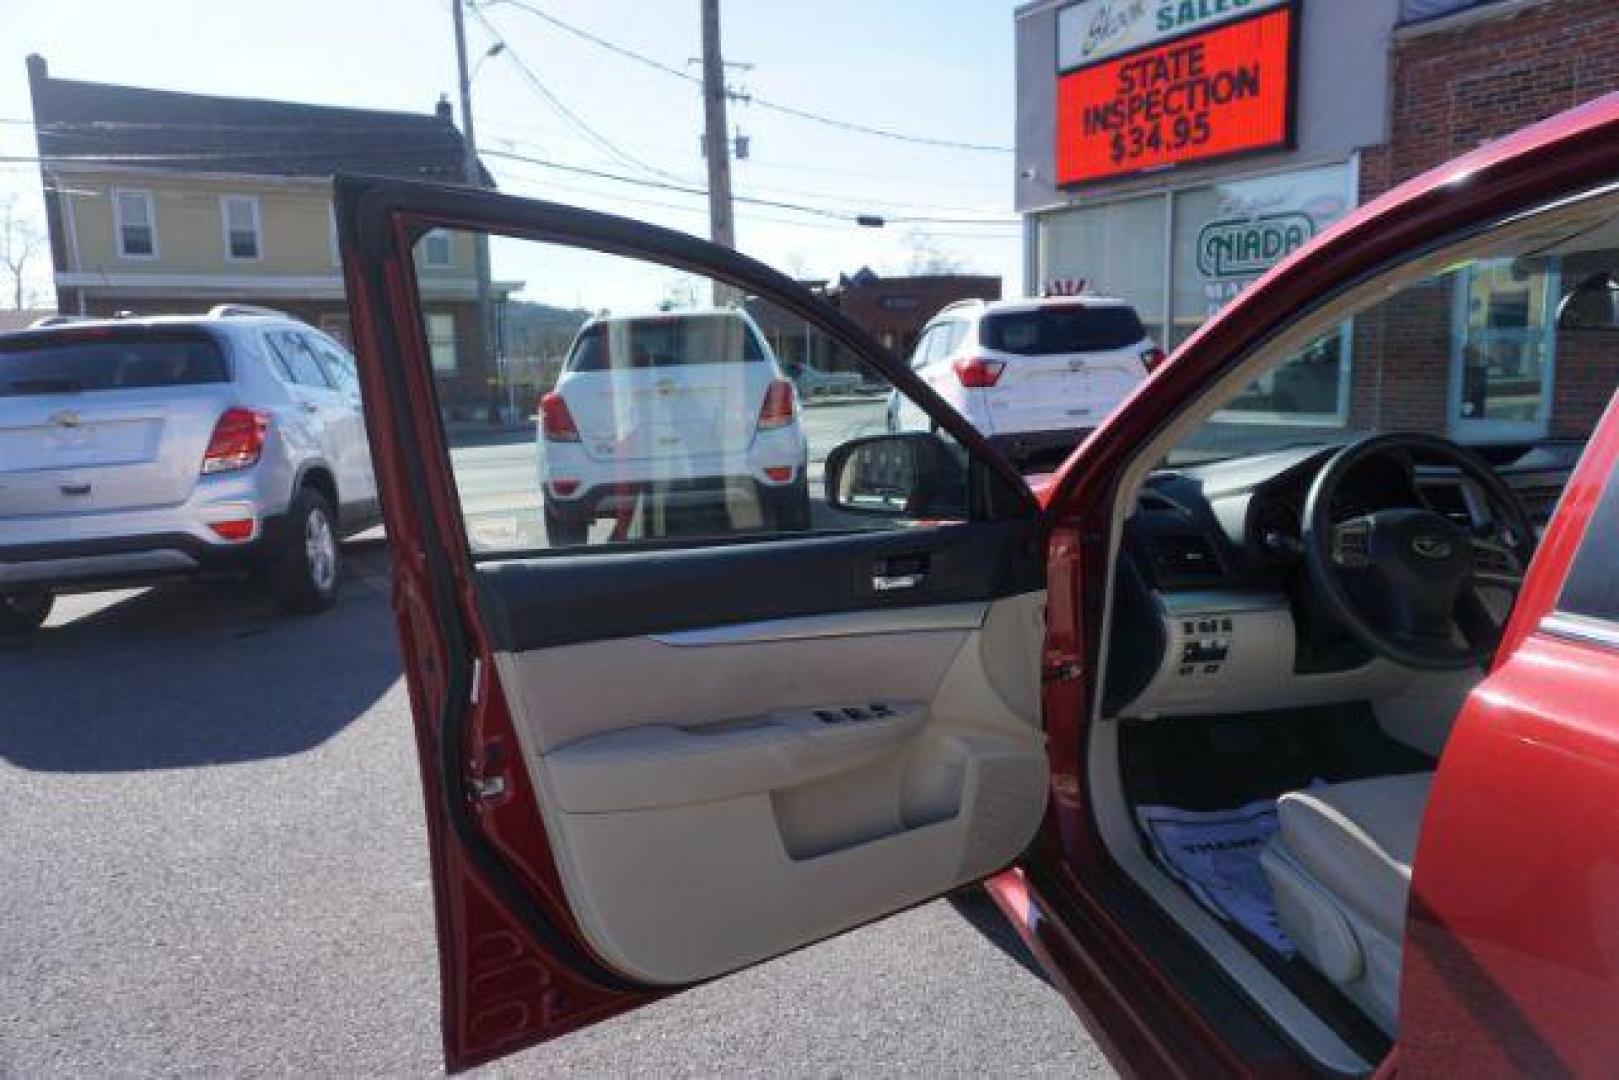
<box><xmin>1558</xmin><ymin>271</ymin><xmax>1619</xmax><ymax>331</ymax></box>
<box><xmin>823</xmin><ymin>432</ymin><xmax>967</xmax><ymax>518</ymax></box>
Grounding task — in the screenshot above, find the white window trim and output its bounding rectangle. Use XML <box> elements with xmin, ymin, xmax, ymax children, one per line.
<box><xmin>219</xmin><ymin>195</ymin><xmax>264</xmax><ymax>262</ymax></box>
<box><xmin>423</xmin><ymin>229</ymin><xmax>453</xmax><ymax>268</ymax></box>
<box><xmin>112</xmin><ymin>187</ymin><xmax>158</xmax><ymax>260</ymax></box>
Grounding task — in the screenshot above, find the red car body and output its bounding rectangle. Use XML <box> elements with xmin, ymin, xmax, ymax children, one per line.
<box><xmin>336</xmin><ymin>91</ymin><xmax>1619</xmax><ymax>1076</ymax></box>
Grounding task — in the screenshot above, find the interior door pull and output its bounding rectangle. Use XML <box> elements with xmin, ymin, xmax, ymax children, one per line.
<box><xmin>873</xmin><ymin>555</ymin><xmax>928</xmax><ymax>592</ymax></box>
<box><xmin>873</xmin><ymin>572</ymin><xmax>923</xmax><ymax>591</ymax></box>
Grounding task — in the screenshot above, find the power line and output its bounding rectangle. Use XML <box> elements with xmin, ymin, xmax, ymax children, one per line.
<box><xmin>479</xmin><ymin>119</ymin><xmax>1014</xmax><ymax>218</ymax></box>
<box><xmin>483</xmin><ymin>147</ymin><xmax>852</xmax><ymax>221</ymax></box>
<box><xmin>467</xmin><ymin>4</ymin><xmax>690</xmax><ymax>185</ymax></box>
<box><xmin>481</xmin><ymin>0</ymin><xmax>1014</xmax><ymax>154</ymax></box>
<box><xmin>482</xmin><ymin>147</ymin><xmax>1018</xmax><ymax>230</ymax></box>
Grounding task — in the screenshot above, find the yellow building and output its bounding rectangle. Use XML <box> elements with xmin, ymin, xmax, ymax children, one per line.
<box><xmin>26</xmin><ymin>54</ymin><xmax>515</xmax><ymax>414</ymax></box>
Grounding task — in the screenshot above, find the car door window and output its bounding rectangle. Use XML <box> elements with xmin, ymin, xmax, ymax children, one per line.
<box><xmin>910</xmin><ymin>326</ymin><xmax>939</xmax><ymax>369</ymax></box>
<box><xmin>303</xmin><ymin>332</ymin><xmax>360</xmax><ymax>397</ymax></box>
<box><xmin>410</xmin><ymin>229</ymin><xmax>1012</xmax><ymax>554</ymax></box>
<box><xmin>265</xmin><ymin>330</ymin><xmax>333</xmax><ymax>390</ymax></box>
<box><xmin>1553</xmin><ymin>444</ymin><xmax>1619</xmax><ymax>628</ymax></box>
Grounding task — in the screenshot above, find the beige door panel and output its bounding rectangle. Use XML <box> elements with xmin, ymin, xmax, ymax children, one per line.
<box><xmin>492</xmin><ymin>591</ymin><xmax>1049</xmax><ymax>985</ymax></box>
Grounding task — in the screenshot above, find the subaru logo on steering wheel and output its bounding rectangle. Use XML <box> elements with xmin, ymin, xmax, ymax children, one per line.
<box><xmin>1411</xmin><ymin>534</ymin><xmax>1454</xmax><ymax>560</ymax></box>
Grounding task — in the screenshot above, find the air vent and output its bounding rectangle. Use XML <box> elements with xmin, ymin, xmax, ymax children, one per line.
<box><xmin>1147</xmin><ymin>534</ymin><xmax>1221</xmax><ymax>584</ymax></box>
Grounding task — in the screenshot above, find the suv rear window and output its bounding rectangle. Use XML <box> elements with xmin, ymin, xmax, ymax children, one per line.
<box><xmin>0</xmin><ymin>330</ymin><xmax>228</xmax><ymax>396</ymax></box>
<box><xmin>980</xmin><ymin>306</ymin><xmax>1146</xmax><ymax>355</ymax></box>
<box><xmin>567</xmin><ymin>315</ymin><xmax>765</xmax><ymax>372</ymax></box>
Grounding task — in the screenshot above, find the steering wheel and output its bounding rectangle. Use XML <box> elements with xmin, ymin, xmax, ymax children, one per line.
<box><xmin>1302</xmin><ymin>432</ymin><xmax>1537</xmax><ymax>671</ymax></box>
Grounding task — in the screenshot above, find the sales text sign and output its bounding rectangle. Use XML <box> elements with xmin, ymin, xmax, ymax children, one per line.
<box><xmin>1056</xmin><ymin>5</ymin><xmax>1296</xmax><ymax>187</ymax></box>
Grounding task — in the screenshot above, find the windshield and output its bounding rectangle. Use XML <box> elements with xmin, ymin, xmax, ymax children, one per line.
<box><xmin>566</xmin><ymin>314</ymin><xmax>766</xmax><ymax>372</ymax></box>
<box><xmin>1167</xmin><ymin>200</ymin><xmax>1619</xmax><ymax>467</ymax></box>
<box><xmin>980</xmin><ymin>306</ymin><xmax>1146</xmax><ymax>355</ymax></box>
<box><xmin>0</xmin><ymin>331</ymin><xmax>228</xmax><ymax>396</ymax></box>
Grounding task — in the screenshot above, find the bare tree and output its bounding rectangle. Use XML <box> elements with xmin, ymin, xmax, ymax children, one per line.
<box><xmin>905</xmin><ymin>229</ymin><xmax>964</xmax><ymax>276</ymax></box>
<box><xmin>0</xmin><ymin>195</ymin><xmax>43</xmax><ymax>311</ymax></box>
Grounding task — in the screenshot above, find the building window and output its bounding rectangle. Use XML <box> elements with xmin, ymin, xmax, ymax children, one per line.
<box><xmin>428</xmin><ymin>313</ymin><xmax>457</xmax><ymax>372</ymax></box>
<box><xmin>1449</xmin><ymin>257</ymin><xmax>1560</xmax><ymax>440</ymax></box>
<box><xmin>422</xmin><ymin>230</ymin><xmax>453</xmax><ymax>268</ymax></box>
<box><xmin>113</xmin><ymin>189</ymin><xmax>157</xmax><ymax>259</ymax></box>
<box><xmin>220</xmin><ymin>195</ymin><xmax>262</xmax><ymax>260</ymax></box>
<box><xmin>1038</xmin><ymin>193</ymin><xmax>1166</xmax><ymax>338</ymax></box>
<box><xmin>1173</xmin><ymin>164</ymin><xmax>1354</xmax><ymax>425</ymax></box>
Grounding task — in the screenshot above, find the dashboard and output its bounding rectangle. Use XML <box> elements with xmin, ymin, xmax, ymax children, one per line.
<box><xmin>1103</xmin><ymin>440</ymin><xmax>1575</xmax><ymax>719</ymax></box>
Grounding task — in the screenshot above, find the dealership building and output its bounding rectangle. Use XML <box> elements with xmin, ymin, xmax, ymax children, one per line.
<box><xmin>1014</xmin><ymin>0</ymin><xmax>1619</xmax><ymax>448</ymax></box>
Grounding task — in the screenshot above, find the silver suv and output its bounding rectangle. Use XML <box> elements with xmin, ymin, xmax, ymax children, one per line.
<box><xmin>0</xmin><ymin>306</ymin><xmax>379</xmax><ymax>633</ymax></box>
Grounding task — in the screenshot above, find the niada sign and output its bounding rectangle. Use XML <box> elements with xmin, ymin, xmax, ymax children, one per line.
<box><xmin>1195</xmin><ymin>212</ymin><xmax>1315</xmax><ymax>279</ymax></box>
<box><xmin>1058</xmin><ymin>0</ymin><xmax>1288</xmax><ymax>72</ymax></box>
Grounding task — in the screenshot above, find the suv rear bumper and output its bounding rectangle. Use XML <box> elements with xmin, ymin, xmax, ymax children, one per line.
<box><xmin>0</xmin><ymin>516</ymin><xmax>286</xmax><ymax>593</ymax></box>
<box><xmin>547</xmin><ymin>475</ymin><xmax>801</xmax><ymax>520</ymax></box>
<box><xmin>986</xmin><ymin>427</ymin><xmax>1091</xmax><ymax>464</ymax></box>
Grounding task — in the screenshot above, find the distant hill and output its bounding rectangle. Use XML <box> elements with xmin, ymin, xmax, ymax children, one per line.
<box><xmin>503</xmin><ymin>299</ymin><xmax>589</xmax><ymax>360</ymax></box>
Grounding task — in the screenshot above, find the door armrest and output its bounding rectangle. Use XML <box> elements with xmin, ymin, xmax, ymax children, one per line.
<box><xmin>544</xmin><ymin>703</ymin><xmax>926</xmax><ymax>813</ymax></box>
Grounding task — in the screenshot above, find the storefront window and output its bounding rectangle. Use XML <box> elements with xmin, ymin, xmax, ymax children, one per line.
<box><xmin>1038</xmin><ymin>194</ymin><xmax>1166</xmax><ymax>338</ymax></box>
<box><xmin>1172</xmin><ymin>163</ymin><xmax>1354</xmax><ymax>423</ymax></box>
<box><xmin>1451</xmin><ymin>257</ymin><xmax>1559</xmax><ymax>439</ymax></box>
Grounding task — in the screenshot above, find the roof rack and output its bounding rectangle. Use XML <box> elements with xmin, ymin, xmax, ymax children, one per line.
<box><xmin>28</xmin><ymin>314</ymin><xmax>101</xmax><ymax>328</ymax></box>
<box><xmin>207</xmin><ymin>303</ymin><xmax>290</xmax><ymax>319</ymax></box>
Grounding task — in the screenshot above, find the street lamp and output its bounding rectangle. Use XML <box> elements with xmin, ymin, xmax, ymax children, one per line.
<box><xmin>473</xmin><ymin>41</ymin><xmax>506</xmax><ymax>82</ymax></box>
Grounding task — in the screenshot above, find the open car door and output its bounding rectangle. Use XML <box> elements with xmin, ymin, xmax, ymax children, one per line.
<box><xmin>335</xmin><ymin>176</ymin><xmax>1055</xmax><ymax>1071</ymax></box>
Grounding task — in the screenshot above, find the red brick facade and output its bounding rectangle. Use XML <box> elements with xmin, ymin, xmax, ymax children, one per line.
<box><xmin>1348</xmin><ymin>0</ymin><xmax>1619</xmax><ymax>440</ymax></box>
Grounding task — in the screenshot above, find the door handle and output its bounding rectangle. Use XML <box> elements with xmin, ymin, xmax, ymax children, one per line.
<box><xmin>873</xmin><ymin>554</ymin><xmax>929</xmax><ymax>592</ymax></box>
<box><xmin>299</xmin><ymin>401</ymin><xmax>319</xmax><ymax>414</ymax></box>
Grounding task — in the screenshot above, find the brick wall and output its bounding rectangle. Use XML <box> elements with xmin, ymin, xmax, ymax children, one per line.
<box><xmin>832</xmin><ymin>275</ymin><xmax>1002</xmax><ymax>360</ymax></box>
<box><xmin>1371</xmin><ymin>0</ymin><xmax>1619</xmax><ymax>195</ymax></box>
<box><xmin>1347</xmin><ymin>0</ymin><xmax>1619</xmax><ymax>439</ymax></box>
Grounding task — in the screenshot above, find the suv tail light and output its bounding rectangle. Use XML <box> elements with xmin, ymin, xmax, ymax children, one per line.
<box><xmin>1140</xmin><ymin>346</ymin><xmax>1167</xmax><ymax>373</ymax></box>
<box><xmin>953</xmin><ymin>357</ymin><xmax>1005</xmax><ymax>388</ymax></box>
<box><xmin>201</xmin><ymin>408</ymin><xmax>268</xmax><ymax>474</ymax></box>
<box><xmin>539</xmin><ymin>391</ymin><xmax>581</xmax><ymax>442</ymax></box>
<box><xmin>757</xmin><ymin>379</ymin><xmax>796</xmax><ymax>430</ymax></box>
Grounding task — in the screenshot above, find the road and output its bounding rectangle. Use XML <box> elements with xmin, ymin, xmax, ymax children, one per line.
<box><xmin>452</xmin><ymin>397</ymin><xmax>892</xmax><ymax>549</ymax></box>
<box><xmin>0</xmin><ymin>544</ymin><xmax>1114</xmax><ymax>1078</ymax></box>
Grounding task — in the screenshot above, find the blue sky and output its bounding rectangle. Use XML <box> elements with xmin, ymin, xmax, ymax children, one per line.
<box><xmin>1</xmin><ymin>0</ymin><xmax>1026</xmax><ymax>307</ymax></box>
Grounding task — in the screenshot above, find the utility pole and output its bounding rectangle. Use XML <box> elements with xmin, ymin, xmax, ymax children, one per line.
<box><xmin>452</xmin><ymin>0</ymin><xmax>507</xmax><ymax>425</ymax></box>
<box><xmin>701</xmin><ymin>0</ymin><xmax>737</xmax><ymax>305</ymax></box>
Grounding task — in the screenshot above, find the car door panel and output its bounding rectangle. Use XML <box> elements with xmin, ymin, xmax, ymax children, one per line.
<box><xmin>477</xmin><ymin>514</ymin><xmax>1049</xmax><ymax>986</ymax></box>
<box><xmin>500</xmin><ymin>587</ymin><xmax>1047</xmax><ymax>985</ymax></box>
<box><xmin>336</xmin><ymin>175</ymin><xmax>1049</xmax><ymax>1069</ymax></box>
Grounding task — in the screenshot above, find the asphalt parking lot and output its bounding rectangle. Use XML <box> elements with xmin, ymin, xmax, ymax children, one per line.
<box><xmin>1</xmin><ymin>540</ymin><xmax>1113</xmax><ymax>1078</ymax></box>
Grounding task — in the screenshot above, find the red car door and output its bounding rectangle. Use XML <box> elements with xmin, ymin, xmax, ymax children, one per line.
<box><xmin>338</xmin><ymin>91</ymin><xmax>1619</xmax><ymax>1077</ymax></box>
<box><xmin>1400</xmin><ymin>389</ymin><xmax>1619</xmax><ymax>1075</ymax></box>
<box><xmin>336</xmin><ymin>179</ymin><xmax>1053</xmax><ymax>1071</ymax></box>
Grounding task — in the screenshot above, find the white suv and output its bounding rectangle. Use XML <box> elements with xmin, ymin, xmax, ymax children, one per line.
<box><xmin>0</xmin><ymin>306</ymin><xmax>378</xmax><ymax>633</ymax></box>
<box><xmin>538</xmin><ymin>308</ymin><xmax>810</xmax><ymax>545</ymax></box>
<box><xmin>890</xmin><ymin>296</ymin><xmax>1164</xmax><ymax>466</ymax></box>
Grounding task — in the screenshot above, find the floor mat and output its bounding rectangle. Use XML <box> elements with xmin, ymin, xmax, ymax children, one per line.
<box><xmin>1135</xmin><ymin>793</ymin><xmax>1313</xmax><ymax>958</ymax></box>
